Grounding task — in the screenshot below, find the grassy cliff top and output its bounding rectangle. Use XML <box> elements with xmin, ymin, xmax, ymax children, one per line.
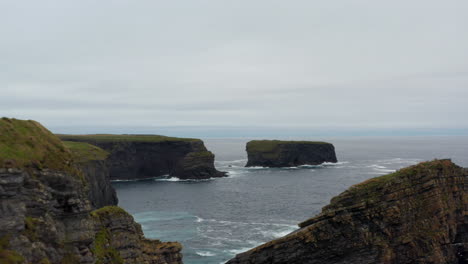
<box><xmin>0</xmin><ymin>118</ymin><xmax>74</xmax><ymax>171</ymax></box>
<box><xmin>58</xmin><ymin>134</ymin><xmax>200</xmax><ymax>143</ymax></box>
<box><xmin>327</xmin><ymin>159</ymin><xmax>458</xmax><ymax>210</ymax></box>
<box><xmin>246</xmin><ymin>140</ymin><xmax>332</xmax><ymax>153</ymax></box>
<box><xmin>298</xmin><ymin>159</ymin><xmax>459</xmax><ymax>228</ymax></box>
<box><xmin>63</xmin><ymin>141</ymin><xmax>109</xmax><ymax>163</ymax></box>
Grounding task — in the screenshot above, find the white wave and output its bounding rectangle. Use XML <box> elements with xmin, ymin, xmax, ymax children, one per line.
<box><xmin>154</xmin><ymin>177</ymin><xmax>214</xmax><ymax>182</ymax></box>
<box><xmin>196</xmin><ymin>251</ymin><xmax>216</xmax><ymax>257</ymax></box>
<box><xmin>195</xmin><ymin>216</ymin><xmax>204</xmax><ymax>223</ymax></box>
<box><xmin>367</xmin><ymin>164</ymin><xmax>387</xmax><ymax>169</ymax></box>
<box><xmin>375</xmin><ymin>168</ymin><xmax>396</xmax><ymax>173</ymax></box>
<box><xmin>133</xmin><ymin>211</ymin><xmax>197</xmax><ymax>223</ymax></box>
<box><xmin>111</xmin><ymin>175</ymin><xmax>169</xmax><ymax>182</ymax></box>
<box><xmin>260</xmin><ymin>226</ymin><xmax>296</xmax><ymax>239</ymax></box>
<box><xmin>322</xmin><ymin>161</ymin><xmax>349</xmax><ymax>166</ymax></box>
<box><xmin>227</xmin><ymin>247</ymin><xmax>253</xmax><ymax>255</ymax></box>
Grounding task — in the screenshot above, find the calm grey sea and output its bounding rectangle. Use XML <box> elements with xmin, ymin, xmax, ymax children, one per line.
<box><xmin>113</xmin><ymin>136</ymin><xmax>468</xmax><ymax>264</ymax></box>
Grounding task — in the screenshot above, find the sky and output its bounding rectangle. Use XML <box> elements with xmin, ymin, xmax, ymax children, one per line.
<box><xmin>1</xmin><ymin>0</ymin><xmax>468</xmax><ymax>136</ymax></box>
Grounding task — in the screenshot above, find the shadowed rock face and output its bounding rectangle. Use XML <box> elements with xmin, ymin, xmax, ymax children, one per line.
<box><xmin>0</xmin><ymin>169</ymin><xmax>182</xmax><ymax>264</ymax></box>
<box><xmin>77</xmin><ymin>159</ymin><xmax>118</xmax><ymax>208</ymax></box>
<box><xmin>59</xmin><ymin>135</ymin><xmax>226</xmax><ymax>180</ymax></box>
<box><xmin>0</xmin><ymin>118</ymin><xmax>182</xmax><ymax>264</ymax></box>
<box><xmin>245</xmin><ymin>140</ymin><xmax>337</xmax><ymax>167</ymax></box>
<box><xmin>228</xmin><ymin>160</ymin><xmax>468</xmax><ymax>264</ymax></box>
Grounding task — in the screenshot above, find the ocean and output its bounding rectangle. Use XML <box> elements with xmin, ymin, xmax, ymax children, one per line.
<box><xmin>113</xmin><ymin>136</ymin><xmax>468</xmax><ymax>264</ymax></box>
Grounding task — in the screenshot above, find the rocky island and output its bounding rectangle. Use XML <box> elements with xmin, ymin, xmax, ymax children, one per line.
<box><xmin>228</xmin><ymin>159</ymin><xmax>468</xmax><ymax>264</ymax></box>
<box><xmin>245</xmin><ymin>140</ymin><xmax>337</xmax><ymax>167</ymax></box>
<box><xmin>0</xmin><ymin>118</ymin><xmax>182</xmax><ymax>264</ymax></box>
<box><xmin>58</xmin><ymin>134</ymin><xmax>226</xmax><ymax>180</ymax></box>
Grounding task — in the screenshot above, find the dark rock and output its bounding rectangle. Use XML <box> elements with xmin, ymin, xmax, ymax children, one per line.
<box><xmin>59</xmin><ymin>135</ymin><xmax>226</xmax><ymax>180</ymax></box>
<box><xmin>227</xmin><ymin>159</ymin><xmax>468</xmax><ymax>264</ymax></box>
<box><xmin>245</xmin><ymin>140</ymin><xmax>337</xmax><ymax>167</ymax></box>
<box><xmin>0</xmin><ymin>118</ymin><xmax>183</xmax><ymax>264</ymax></box>
<box><xmin>77</xmin><ymin>160</ymin><xmax>118</xmax><ymax>208</ymax></box>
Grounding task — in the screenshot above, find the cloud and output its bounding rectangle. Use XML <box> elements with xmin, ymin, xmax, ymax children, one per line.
<box><xmin>1</xmin><ymin>0</ymin><xmax>467</xmax><ymax>134</ymax></box>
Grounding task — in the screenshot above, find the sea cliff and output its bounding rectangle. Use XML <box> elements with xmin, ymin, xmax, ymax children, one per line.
<box><xmin>228</xmin><ymin>159</ymin><xmax>468</xmax><ymax>264</ymax></box>
<box><xmin>63</xmin><ymin>141</ymin><xmax>118</xmax><ymax>208</ymax></box>
<box><xmin>0</xmin><ymin>118</ymin><xmax>182</xmax><ymax>264</ymax></box>
<box><xmin>245</xmin><ymin>140</ymin><xmax>337</xmax><ymax>167</ymax></box>
<box><xmin>58</xmin><ymin>134</ymin><xmax>226</xmax><ymax>180</ymax></box>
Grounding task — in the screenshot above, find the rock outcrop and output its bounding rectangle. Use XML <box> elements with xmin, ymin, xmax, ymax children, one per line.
<box><xmin>0</xmin><ymin>118</ymin><xmax>183</xmax><ymax>264</ymax></box>
<box><xmin>228</xmin><ymin>159</ymin><xmax>468</xmax><ymax>264</ymax></box>
<box><xmin>63</xmin><ymin>141</ymin><xmax>118</xmax><ymax>208</ymax></box>
<box><xmin>245</xmin><ymin>140</ymin><xmax>337</xmax><ymax>167</ymax></box>
<box><xmin>59</xmin><ymin>134</ymin><xmax>226</xmax><ymax>180</ymax></box>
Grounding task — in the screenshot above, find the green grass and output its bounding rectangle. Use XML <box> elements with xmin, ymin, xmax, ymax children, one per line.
<box><xmin>92</xmin><ymin>228</ymin><xmax>124</xmax><ymax>264</ymax></box>
<box><xmin>329</xmin><ymin>159</ymin><xmax>456</xmax><ymax>208</ymax></box>
<box><xmin>0</xmin><ymin>118</ymin><xmax>76</xmax><ymax>173</ymax></box>
<box><xmin>0</xmin><ymin>235</ymin><xmax>24</xmax><ymax>264</ymax></box>
<box><xmin>63</xmin><ymin>141</ymin><xmax>109</xmax><ymax>163</ymax></box>
<box><xmin>23</xmin><ymin>217</ymin><xmax>40</xmax><ymax>241</ymax></box>
<box><xmin>246</xmin><ymin>140</ymin><xmax>331</xmax><ymax>153</ymax></box>
<box><xmin>90</xmin><ymin>206</ymin><xmax>130</xmax><ymax>219</ymax></box>
<box><xmin>58</xmin><ymin>134</ymin><xmax>200</xmax><ymax>143</ymax></box>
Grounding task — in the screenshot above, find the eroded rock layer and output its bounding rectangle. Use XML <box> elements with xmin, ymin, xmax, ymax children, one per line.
<box><xmin>0</xmin><ymin>118</ymin><xmax>182</xmax><ymax>264</ymax></box>
<box><xmin>59</xmin><ymin>134</ymin><xmax>226</xmax><ymax>180</ymax></box>
<box><xmin>228</xmin><ymin>160</ymin><xmax>468</xmax><ymax>264</ymax></box>
<box><xmin>245</xmin><ymin>140</ymin><xmax>337</xmax><ymax>167</ymax></box>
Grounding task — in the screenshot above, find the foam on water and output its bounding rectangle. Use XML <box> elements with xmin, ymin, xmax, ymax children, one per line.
<box><xmin>113</xmin><ymin>137</ymin><xmax>468</xmax><ymax>264</ymax></box>
<box><xmin>196</xmin><ymin>251</ymin><xmax>216</xmax><ymax>257</ymax></box>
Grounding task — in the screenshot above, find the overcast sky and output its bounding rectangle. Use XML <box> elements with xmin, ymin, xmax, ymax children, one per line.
<box><xmin>1</xmin><ymin>1</ymin><xmax>467</xmax><ymax>136</ymax></box>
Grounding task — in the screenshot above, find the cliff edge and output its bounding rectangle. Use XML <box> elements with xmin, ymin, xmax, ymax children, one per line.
<box><xmin>228</xmin><ymin>159</ymin><xmax>468</xmax><ymax>264</ymax></box>
<box><xmin>245</xmin><ymin>140</ymin><xmax>337</xmax><ymax>167</ymax></box>
<box><xmin>0</xmin><ymin>118</ymin><xmax>182</xmax><ymax>264</ymax></box>
<box><xmin>63</xmin><ymin>140</ymin><xmax>118</xmax><ymax>208</ymax></box>
<box><xmin>58</xmin><ymin>134</ymin><xmax>226</xmax><ymax>180</ymax></box>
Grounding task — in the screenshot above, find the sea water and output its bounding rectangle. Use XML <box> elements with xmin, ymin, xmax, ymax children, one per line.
<box><xmin>113</xmin><ymin>136</ymin><xmax>468</xmax><ymax>264</ymax></box>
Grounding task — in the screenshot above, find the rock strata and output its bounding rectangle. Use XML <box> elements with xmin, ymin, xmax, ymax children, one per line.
<box><xmin>0</xmin><ymin>118</ymin><xmax>183</xmax><ymax>264</ymax></box>
<box><xmin>245</xmin><ymin>140</ymin><xmax>337</xmax><ymax>167</ymax></box>
<box><xmin>59</xmin><ymin>134</ymin><xmax>226</xmax><ymax>180</ymax></box>
<box><xmin>228</xmin><ymin>159</ymin><xmax>468</xmax><ymax>264</ymax></box>
<box><xmin>63</xmin><ymin>140</ymin><xmax>118</xmax><ymax>208</ymax></box>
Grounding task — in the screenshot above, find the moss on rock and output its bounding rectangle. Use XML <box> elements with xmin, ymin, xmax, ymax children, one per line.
<box><xmin>246</xmin><ymin>140</ymin><xmax>330</xmax><ymax>153</ymax></box>
<box><xmin>63</xmin><ymin>141</ymin><xmax>109</xmax><ymax>163</ymax></box>
<box><xmin>90</xmin><ymin>206</ymin><xmax>130</xmax><ymax>219</ymax></box>
<box><xmin>0</xmin><ymin>236</ymin><xmax>24</xmax><ymax>264</ymax></box>
<box><xmin>0</xmin><ymin>118</ymin><xmax>75</xmax><ymax>172</ymax></box>
<box><xmin>92</xmin><ymin>228</ymin><xmax>124</xmax><ymax>264</ymax></box>
<box><xmin>58</xmin><ymin>134</ymin><xmax>200</xmax><ymax>143</ymax></box>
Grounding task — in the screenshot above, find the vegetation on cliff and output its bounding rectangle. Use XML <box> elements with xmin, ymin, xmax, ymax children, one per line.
<box><xmin>58</xmin><ymin>134</ymin><xmax>200</xmax><ymax>143</ymax></box>
<box><xmin>246</xmin><ymin>140</ymin><xmax>331</xmax><ymax>153</ymax></box>
<box><xmin>246</xmin><ymin>139</ymin><xmax>337</xmax><ymax>167</ymax></box>
<box><xmin>0</xmin><ymin>119</ymin><xmax>183</xmax><ymax>263</ymax></box>
<box><xmin>228</xmin><ymin>159</ymin><xmax>468</xmax><ymax>264</ymax></box>
<box><xmin>63</xmin><ymin>141</ymin><xmax>109</xmax><ymax>163</ymax></box>
<box><xmin>0</xmin><ymin>118</ymin><xmax>73</xmax><ymax>172</ymax></box>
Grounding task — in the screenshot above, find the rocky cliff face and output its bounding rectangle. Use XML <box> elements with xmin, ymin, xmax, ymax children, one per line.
<box><xmin>228</xmin><ymin>159</ymin><xmax>468</xmax><ymax>264</ymax></box>
<box><xmin>77</xmin><ymin>159</ymin><xmax>118</xmax><ymax>208</ymax></box>
<box><xmin>0</xmin><ymin>118</ymin><xmax>183</xmax><ymax>264</ymax></box>
<box><xmin>63</xmin><ymin>140</ymin><xmax>118</xmax><ymax>209</ymax></box>
<box><xmin>59</xmin><ymin>135</ymin><xmax>226</xmax><ymax>180</ymax></box>
<box><xmin>245</xmin><ymin>140</ymin><xmax>337</xmax><ymax>167</ymax></box>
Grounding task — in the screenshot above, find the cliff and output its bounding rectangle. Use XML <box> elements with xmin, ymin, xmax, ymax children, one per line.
<box><xmin>58</xmin><ymin>134</ymin><xmax>226</xmax><ymax>180</ymax></box>
<box><xmin>228</xmin><ymin>159</ymin><xmax>468</xmax><ymax>264</ymax></box>
<box><xmin>0</xmin><ymin>118</ymin><xmax>182</xmax><ymax>264</ymax></box>
<box><xmin>63</xmin><ymin>141</ymin><xmax>118</xmax><ymax>208</ymax></box>
<box><xmin>245</xmin><ymin>140</ymin><xmax>337</xmax><ymax>167</ymax></box>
